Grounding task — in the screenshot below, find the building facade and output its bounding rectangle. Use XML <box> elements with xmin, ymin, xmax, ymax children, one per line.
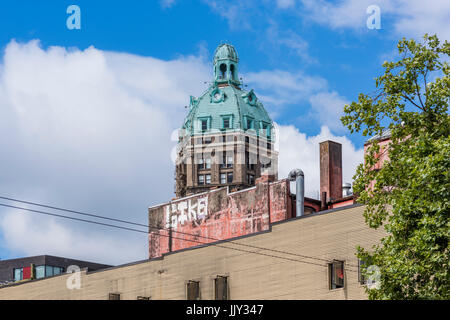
<box><xmin>0</xmin><ymin>205</ymin><xmax>385</xmax><ymax>300</ymax></box>
<box><xmin>0</xmin><ymin>43</ymin><xmax>386</xmax><ymax>300</ymax></box>
<box><xmin>0</xmin><ymin>255</ymin><xmax>111</xmax><ymax>286</ymax></box>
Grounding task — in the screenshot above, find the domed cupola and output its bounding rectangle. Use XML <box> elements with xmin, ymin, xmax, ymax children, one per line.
<box><xmin>213</xmin><ymin>43</ymin><xmax>240</xmax><ymax>85</ymax></box>
<box><xmin>175</xmin><ymin>43</ymin><xmax>278</xmax><ymax>198</ymax></box>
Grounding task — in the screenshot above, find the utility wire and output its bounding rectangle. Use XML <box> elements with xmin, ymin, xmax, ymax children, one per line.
<box><xmin>0</xmin><ymin>195</ymin><xmax>147</xmax><ymax>228</ymax></box>
<box><xmin>0</xmin><ymin>202</ymin><xmax>359</xmax><ymax>272</ymax></box>
<box><xmin>0</xmin><ymin>196</ymin><xmax>360</xmax><ymax>269</ymax></box>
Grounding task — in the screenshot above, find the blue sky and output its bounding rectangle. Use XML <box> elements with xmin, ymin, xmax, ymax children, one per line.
<box><xmin>0</xmin><ymin>0</ymin><xmax>448</xmax><ymax>264</ymax></box>
<box><xmin>0</xmin><ymin>0</ymin><xmax>396</xmax><ymax>145</ymax></box>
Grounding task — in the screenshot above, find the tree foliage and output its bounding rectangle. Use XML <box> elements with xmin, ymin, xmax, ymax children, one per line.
<box><xmin>341</xmin><ymin>34</ymin><xmax>449</xmax><ymax>299</ymax></box>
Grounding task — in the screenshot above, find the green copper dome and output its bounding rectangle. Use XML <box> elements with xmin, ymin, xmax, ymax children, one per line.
<box><xmin>213</xmin><ymin>43</ymin><xmax>239</xmax><ymax>64</ymax></box>
<box><xmin>180</xmin><ymin>44</ymin><xmax>273</xmax><ymax>141</ymax></box>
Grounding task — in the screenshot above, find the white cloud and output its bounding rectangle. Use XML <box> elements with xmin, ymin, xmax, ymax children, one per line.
<box><xmin>245</xmin><ymin>69</ymin><xmax>349</xmax><ymax>132</ymax></box>
<box><xmin>277</xmin><ymin>0</ymin><xmax>296</xmax><ymax>9</ymax></box>
<box><xmin>309</xmin><ymin>91</ymin><xmax>349</xmax><ymax>133</ymax></box>
<box><xmin>245</xmin><ymin>69</ymin><xmax>328</xmax><ymax>106</ymax></box>
<box><xmin>265</xmin><ymin>22</ymin><xmax>317</xmax><ymax>64</ymax></box>
<box><xmin>276</xmin><ymin>125</ymin><xmax>363</xmax><ymax>199</ymax></box>
<box><xmin>300</xmin><ymin>0</ymin><xmax>450</xmax><ymax>40</ymax></box>
<box><xmin>0</xmin><ymin>39</ymin><xmax>362</xmax><ymax>266</ymax></box>
<box><xmin>160</xmin><ymin>0</ymin><xmax>176</xmax><ymax>9</ymax></box>
<box><xmin>202</xmin><ymin>0</ymin><xmax>253</xmax><ymax>30</ymax></box>
<box><xmin>0</xmin><ymin>39</ymin><xmax>209</xmax><ymax>265</ymax></box>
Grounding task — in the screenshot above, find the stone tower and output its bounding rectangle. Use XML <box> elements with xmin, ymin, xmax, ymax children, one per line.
<box><xmin>175</xmin><ymin>43</ymin><xmax>278</xmax><ymax>197</ymax></box>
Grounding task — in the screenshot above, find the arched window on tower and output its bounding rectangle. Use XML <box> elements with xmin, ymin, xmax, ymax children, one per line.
<box><xmin>220</xmin><ymin>64</ymin><xmax>227</xmax><ymax>79</ymax></box>
<box><xmin>230</xmin><ymin>64</ymin><xmax>235</xmax><ymax>80</ymax></box>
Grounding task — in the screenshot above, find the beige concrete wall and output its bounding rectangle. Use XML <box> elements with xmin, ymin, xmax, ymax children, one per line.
<box><xmin>0</xmin><ymin>205</ymin><xmax>385</xmax><ymax>300</ymax></box>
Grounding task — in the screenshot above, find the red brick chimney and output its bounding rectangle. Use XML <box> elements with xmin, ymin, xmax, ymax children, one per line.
<box><xmin>320</xmin><ymin>141</ymin><xmax>343</xmax><ymax>202</ymax></box>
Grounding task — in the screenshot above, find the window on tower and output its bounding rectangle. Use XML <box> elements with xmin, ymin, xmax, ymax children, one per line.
<box><xmin>201</xmin><ymin>120</ymin><xmax>208</xmax><ymax>132</ymax></box>
<box><xmin>220</xmin><ymin>64</ymin><xmax>227</xmax><ymax>79</ymax></box>
<box><xmin>223</xmin><ymin>118</ymin><xmax>230</xmax><ymax>129</ymax></box>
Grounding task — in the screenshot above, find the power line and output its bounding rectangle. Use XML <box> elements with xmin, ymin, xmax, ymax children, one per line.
<box><xmin>0</xmin><ymin>195</ymin><xmax>147</xmax><ymax>228</ymax></box>
<box><xmin>0</xmin><ymin>202</ymin><xmax>359</xmax><ymax>272</ymax></box>
<box><xmin>0</xmin><ymin>195</ymin><xmax>360</xmax><ymax>269</ymax></box>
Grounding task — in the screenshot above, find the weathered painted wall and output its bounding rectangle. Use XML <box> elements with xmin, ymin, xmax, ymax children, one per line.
<box><xmin>148</xmin><ymin>179</ymin><xmax>291</xmax><ymax>258</ymax></box>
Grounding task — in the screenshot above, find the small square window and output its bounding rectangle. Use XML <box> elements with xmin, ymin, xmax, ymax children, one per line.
<box><xmin>187</xmin><ymin>281</ymin><xmax>200</xmax><ymax>300</ymax></box>
<box><xmin>197</xmin><ymin>158</ymin><xmax>204</xmax><ymax>170</ymax></box>
<box><xmin>247</xmin><ymin>119</ymin><xmax>253</xmax><ymax>130</ymax></box>
<box><xmin>223</xmin><ymin>118</ymin><xmax>230</xmax><ymax>129</ymax></box>
<box><xmin>201</xmin><ymin>120</ymin><xmax>208</xmax><ymax>132</ymax></box>
<box><xmin>109</xmin><ymin>293</ymin><xmax>121</xmax><ymax>300</ymax></box>
<box><xmin>215</xmin><ymin>276</ymin><xmax>228</xmax><ymax>300</ymax></box>
<box><xmin>329</xmin><ymin>260</ymin><xmax>345</xmax><ymax>290</ymax></box>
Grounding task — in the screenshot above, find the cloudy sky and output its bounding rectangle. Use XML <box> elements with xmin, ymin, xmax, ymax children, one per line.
<box><xmin>0</xmin><ymin>1</ymin><xmax>448</xmax><ymax>265</ymax></box>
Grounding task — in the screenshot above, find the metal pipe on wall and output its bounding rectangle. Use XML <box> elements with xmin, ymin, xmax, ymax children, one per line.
<box><xmin>288</xmin><ymin>169</ymin><xmax>304</xmax><ymax>217</ymax></box>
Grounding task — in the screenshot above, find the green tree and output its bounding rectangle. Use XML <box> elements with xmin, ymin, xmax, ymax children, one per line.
<box><xmin>341</xmin><ymin>34</ymin><xmax>449</xmax><ymax>299</ymax></box>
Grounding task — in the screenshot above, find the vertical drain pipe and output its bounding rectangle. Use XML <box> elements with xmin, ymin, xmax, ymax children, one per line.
<box><xmin>288</xmin><ymin>169</ymin><xmax>304</xmax><ymax>217</ymax></box>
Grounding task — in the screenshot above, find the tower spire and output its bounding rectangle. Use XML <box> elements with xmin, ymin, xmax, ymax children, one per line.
<box><xmin>213</xmin><ymin>43</ymin><xmax>240</xmax><ymax>86</ymax></box>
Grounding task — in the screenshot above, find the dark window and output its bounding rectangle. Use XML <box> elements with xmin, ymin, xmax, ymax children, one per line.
<box><xmin>223</xmin><ymin>118</ymin><xmax>230</xmax><ymax>129</ymax></box>
<box><xmin>247</xmin><ymin>174</ymin><xmax>255</xmax><ymax>185</ymax></box>
<box><xmin>197</xmin><ymin>158</ymin><xmax>204</xmax><ymax>170</ymax></box>
<box><xmin>215</xmin><ymin>276</ymin><xmax>228</xmax><ymax>300</ymax></box>
<box><xmin>329</xmin><ymin>260</ymin><xmax>345</xmax><ymax>290</ymax></box>
<box><xmin>137</xmin><ymin>296</ymin><xmax>150</xmax><ymax>300</ymax></box>
<box><xmin>109</xmin><ymin>293</ymin><xmax>121</xmax><ymax>300</ymax></box>
<box><xmin>227</xmin><ymin>172</ymin><xmax>233</xmax><ymax>183</ymax></box>
<box><xmin>246</xmin><ymin>119</ymin><xmax>253</xmax><ymax>129</ymax></box>
<box><xmin>230</xmin><ymin>64</ymin><xmax>235</xmax><ymax>80</ymax></box>
<box><xmin>201</xmin><ymin>120</ymin><xmax>208</xmax><ymax>132</ymax></box>
<box><xmin>187</xmin><ymin>281</ymin><xmax>200</xmax><ymax>300</ymax></box>
<box><xmin>219</xmin><ymin>64</ymin><xmax>227</xmax><ymax>79</ymax></box>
